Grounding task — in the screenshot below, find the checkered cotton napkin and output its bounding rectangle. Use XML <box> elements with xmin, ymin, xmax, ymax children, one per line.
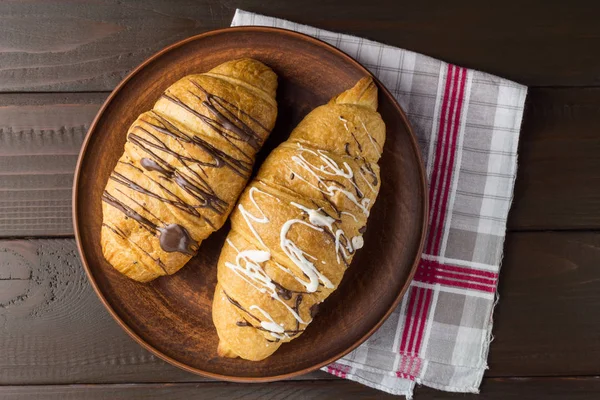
<box><xmin>232</xmin><ymin>10</ymin><xmax>527</xmax><ymax>398</ymax></box>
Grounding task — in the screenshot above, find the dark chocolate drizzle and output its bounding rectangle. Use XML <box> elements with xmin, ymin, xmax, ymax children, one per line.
<box><xmin>102</xmin><ymin>191</ymin><xmax>198</xmax><ymax>256</ymax></box>
<box><xmin>272</xmin><ymin>277</ymin><xmax>319</xmax><ymax>297</ymax></box>
<box><xmin>321</xmin><ymin>191</ymin><xmax>340</xmax><ymax>217</ymax></box>
<box><xmin>272</xmin><ymin>280</ymin><xmax>293</xmax><ymax>300</ymax></box>
<box><xmin>313</xmin><ymin>202</ymin><xmax>341</xmax><ymax>223</ymax></box>
<box><xmin>103</xmin><ymin>81</ymin><xmax>270</xmax><ymax>257</ymax></box>
<box><xmin>189</xmin><ymin>79</ymin><xmax>267</xmax><ymax>148</ymax></box>
<box><xmin>224</xmin><ymin>291</ymin><xmax>305</xmax><ymax>339</ymax></box>
<box><xmin>344</xmin><ymin>142</ymin><xmax>351</xmax><ymax>156</ymax></box>
<box><xmin>338</xmin><ymin>233</ymin><xmax>356</xmax><ymax>260</ymax></box>
<box><xmin>114</xmin><ymin>188</ymin><xmax>162</xmax><ymax>223</ymax></box>
<box><xmin>294</xmin><ymin>294</ymin><xmax>303</xmax><ymax>311</ymax></box>
<box><xmin>298</xmin><ymin>204</ymin><xmax>349</xmax><ymax>267</ymax></box>
<box><xmin>110</xmin><ymin>168</ymin><xmax>226</xmax><ymax>216</ymax></box>
<box><xmin>362</xmin><ymin>163</ymin><xmax>379</xmax><ymax>186</ymax></box>
<box><xmin>318</xmin><ymin>227</ymin><xmax>350</xmax><ymax>268</ymax></box>
<box><xmin>341</xmin><ymin>115</ymin><xmax>363</xmax><ymax>152</ymax></box>
<box><xmin>350</xmin><ymin>130</ymin><xmax>363</xmax><ymax>152</ymax></box>
<box><xmin>224</xmin><ymin>291</ymin><xmax>260</xmax><ymax>322</ymax></box>
<box><xmin>102</xmin><ymin>191</ymin><xmax>157</xmax><ymax>234</ymax></box>
<box><xmin>318</xmin><ymin>179</ymin><xmax>343</xmax><ymax>217</ymax></box>
<box><xmin>288</xmin><ymin>294</ymin><xmax>304</xmax><ymax>338</ymax></box>
<box><xmin>162</xmin><ymin>81</ymin><xmax>263</xmax><ymax>152</ymax></box>
<box><xmin>351</xmin><ymin>175</ymin><xmax>364</xmax><ymax>199</ymax></box>
<box><xmin>102</xmin><ymin>222</ymin><xmax>168</xmax><ymax>273</ymax></box>
<box><xmin>137</xmin><ymin>113</ymin><xmax>254</xmax><ymax>178</ymax></box>
<box><xmin>140</xmin><ymin>157</ymin><xmax>171</xmax><ymax>175</ymax></box>
<box><xmin>129</xmin><ymin>124</ymin><xmax>230</xmax><ymax>215</ymax></box>
<box><xmin>119</xmin><ymin>160</ymin><xmax>143</xmax><ymax>173</ymax></box>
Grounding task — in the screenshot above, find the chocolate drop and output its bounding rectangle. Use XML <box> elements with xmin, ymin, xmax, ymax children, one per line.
<box><xmin>157</xmin><ymin>224</ymin><xmax>198</xmax><ymax>255</ymax></box>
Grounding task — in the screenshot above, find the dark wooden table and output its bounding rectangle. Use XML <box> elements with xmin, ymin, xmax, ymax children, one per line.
<box><xmin>1</xmin><ymin>1</ymin><xmax>599</xmax><ymax>398</ymax></box>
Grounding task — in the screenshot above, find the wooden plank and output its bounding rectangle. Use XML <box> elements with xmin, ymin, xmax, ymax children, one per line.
<box><xmin>0</xmin><ymin>381</ymin><xmax>398</xmax><ymax>400</ymax></box>
<box><xmin>421</xmin><ymin>377</ymin><xmax>600</xmax><ymax>399</ymax></box>
<box><xmin>0</xmin><ymin>93</ymin><xmax>105</xmax><ymax>237</ymax></box>
<box><xmin>0</xmin><ymin>1</ymin><xmax>600</xmax><ymax>90</ymax></box>
<box><xmin>1</xmin><ymin>232</ymin><xmax>599</xmax><ymax>384</ymax></box>
<box><xmin>487</xmin><ymin>231</ymin><xmax>600</xmax><ymax>375</ymax></box>
<box><xmin>3</xmin><ymin>87</ymin><xmax>600</xmax><ymax>236</ymax></box>
<box><xmin>0</xmin><ymin>239</ymin><xmax>330</xmax><ymax>383</ymax></box>
<box><xmin>508</xmin><ymin>88</ymin><xmax>600</xmax><ymax>230</ymax></box>
<box><xmin>2</xmin><ymin>377</ymin><xmax>600</xmax><ymax>399</ymax></box>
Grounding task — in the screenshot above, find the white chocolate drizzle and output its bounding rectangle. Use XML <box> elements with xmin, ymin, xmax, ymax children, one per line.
<box><xmin>291</xmin><ymin>202</ymin><xmax>335</xmax><ymax>229</ymax></box>
<box><xmin>341</xmin><ymin>211</ymin><xmax>358</xmax><ymax>222</ymax></box>
<box><xmin>358</xmin><ymin>167</ymin><xmax>376</xmax><ymax>192</ymax></box>
<box><xmin>236</xmin><ymin>188</ymin><xmax>299</xmax><ymax>283</ymax></box>
<box><xmin>280</xmin><ymin>217</ymin><xmax>333</xmax><ymax>293</ymax></box>
<box><xmin>224</xmin><ymin>127</ymin><xmax>375</xmax><ymax>336</ymax></box>
<box><xmin>340</xmin><ymin>114</ymin><xmax>382</xmax><ymax>158</ymax></box>
<box><xmin>237</xmin><ymin>187</ymin><xmax>276</xmax><ymax>248</ymax></box>
<box><xmin>289</xmin><ymin>144</ymin><xmax>371</xmax><ymax>216</ymax></box>
<box><xmin>225</xmin><ymin>239</ymin><xmax>306</xmax><ymax>325</ymax></box>
<box><xmin>359</xmin><ymin>117</ymin><xmax>382</xmax><ymax>157</ymax></box>
<box><xmin>290</xmin><ymin>202</ymin><xmax>365</xmax><ymax>267</ymax></box>
<box><xmin>249</xmin><ymin>305</ymin><xmax>286</xmax><ymax>339</ymax></box>
<box><xmin>352</xmin><ymin>235</ymin><xmax>364</xmax><ymax>250</ymax></box>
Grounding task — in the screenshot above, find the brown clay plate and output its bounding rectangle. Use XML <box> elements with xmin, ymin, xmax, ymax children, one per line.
<box><xmin>73</xmin><ymin>26</ymin><xmax>427</xmax><ymax>382</ymax></box>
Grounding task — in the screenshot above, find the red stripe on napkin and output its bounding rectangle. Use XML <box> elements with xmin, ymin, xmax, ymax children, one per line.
<box><xmin>398</xmin><ymin>64</ymin><xmax>468</xmax><ymax>377</ymax></box>
<box><xmin>414</xmin><ymin>260</ymin><xmax>498</xmax><ymax>293</ymax></box>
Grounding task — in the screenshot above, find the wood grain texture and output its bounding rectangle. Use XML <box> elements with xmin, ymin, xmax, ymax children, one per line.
<box><xmin>0</xmin><ymin>93</ymin><xmax>105</xmax><ymax>237</ymax></box>
<box><xmin>3</xmin><ymin>87</ymin><xmax>600</xmax><ymax>237</ymax></box>
<box><xmin>508</xmin><ymin>88</ymin><xmax>600</xmax><ymax>230</ymax></box>
<box><xmin>1</xmin><ymin>233</ymin><xmax>599</xmax><ymax>384</ymax></box>
<box><xmin>488</xmin><ymin>231</ymin><xmax>600</xmax><ymax>376</ymax></box>
<box><xmin>1</xmin><ymin>1</ymin><xmax>599</xmax><ymax>397</ymax></box>
<box><xmin>2</xmin><ymin>377</ymin><xmax>600</xmax><ymax>399</ymax></box>
<box><xmin>0</xmin><ymin>239</ymin><xmax>329</xmax><ymax>384</ymax></box>
<box><xmin>1</xmin><ymin>0</ymin><xmax>600</xmax><ymax>91</ymax></box>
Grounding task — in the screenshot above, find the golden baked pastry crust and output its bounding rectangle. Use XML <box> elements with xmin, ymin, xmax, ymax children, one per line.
<box><xmin>101</xmin><ymin>59</ymin><xmax>278</xmax><ymax>282</ymax></box>
<box><xmin>212</xmin><ymin>77</ymin><xmax>385</xmax><ymax>360</ymax></box>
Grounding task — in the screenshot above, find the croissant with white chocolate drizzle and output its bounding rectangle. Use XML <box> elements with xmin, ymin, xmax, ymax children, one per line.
<box><xmin>212</xmin><ymin>77</ymin><xmax>385</xmax><ymax>360</ymax></box>
<box><xmin>101</xmin><ymin>59</ymin><xmax>278</xmax><ymax>282</ymax></box>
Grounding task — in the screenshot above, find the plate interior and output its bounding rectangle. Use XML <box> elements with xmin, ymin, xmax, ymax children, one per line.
<box><xmin>74</xmin><ymin>27</ymin><xmax>427</xmax><ymax>381</ymax></box>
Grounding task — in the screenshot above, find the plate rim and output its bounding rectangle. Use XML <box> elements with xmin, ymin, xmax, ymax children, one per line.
<box><xmin>72</xmin><ymin>25</ymin><xmax>428</xmax><ymax>382</ymax></box>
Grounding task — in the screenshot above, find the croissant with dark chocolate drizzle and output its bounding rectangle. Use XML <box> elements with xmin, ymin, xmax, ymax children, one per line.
<box><xmin>101</xmin><ymin>59</ymin><xmax>278</xmax><ymax>282</ymax></box>
<box><xmin>212</xmin><ymin>77</ymin><xmax>385</xmax><ymax>360</ymax></box>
